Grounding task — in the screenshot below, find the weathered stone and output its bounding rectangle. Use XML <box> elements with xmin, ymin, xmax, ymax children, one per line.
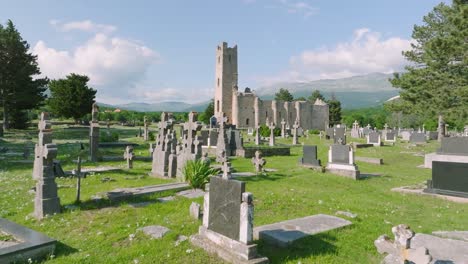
<box><xmin>151</xmin><ymin>112</ymin><xmax>177</xmax><ymax>178</ymax></box>
<box><xmin>177</xmin><ymin>189</ymin><xmax>205</xmax><ymax>199</ymax></box>
<box><xmin>254</xmin><ymin>214</ymin><xmax>352</xmax><ymax>247</ymax></box>
<box><xmin>326</xmin><ymin>144</ymin><xmax>360</xmax><ymax>179</ymax></box>
<box><xmin>411</xmin><ymin>233</ymin><xmax>468</xmax><ymax>263</ymax></box>
<box><xmin>123</xmin><ymin>145</ymin><xmax>134</xmax><ymax>169</ymax></box>
<box><xmin>432</xmin><ymin>231</ymin><xmax>468</xmax><ymax>242</ymax></box>
<box><xmin>89</xmin><ymin>103</ymin><xmax>100</xmax><ymax>162</ymax></box>
<box><xmin>208</xmin><ymin>177</ymin><xmax>245</xmax><ymax>240</ymax></box>
<box><xmin>437</xmin><ymin>137</ymin><xmax>468</xmax><ymax>156</ymax></box>
<box><xmin>190</xmin><ymin>202</ymin><xmax>201</xmax><ymax>220</ymax></box>
<box><xmin>138</xmin><ymin>225</ymin><xmax>170</xmax><ymax>239</ymax></box>
<box><xmin>251</xmin><ymin>151</ymin><xmax>266</xmax><ymax>173</ymax></box>
<box><xmin>409</xmin><ymin>133</ymin><xmax>426</xmax><ymax>144</ymax></box>
<box><xmin>367</xmin><ymin>131</ymin><xmax>382</xmax><ymax>146</ymax></box>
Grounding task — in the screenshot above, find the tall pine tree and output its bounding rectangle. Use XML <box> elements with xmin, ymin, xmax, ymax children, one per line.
<box><xmin>390</xmin><ymin>0</ymin><xmax>467</xmax><ymax>129</ymax></box>
<box><xmin>0</xmin><ymin>20</ymin><xmax>48</xmax><ymax>129</ymax></box>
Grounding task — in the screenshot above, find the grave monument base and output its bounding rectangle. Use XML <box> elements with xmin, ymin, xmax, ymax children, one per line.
<box><xmin>191</xmin><ymin>226</ymin><xmax>269</xmax><ymax>264</ymax></box>
<box><xmin>326</xmin><ymin>163</ymin><xmax>361</xmax><ymax>180</ymax></box>
<box><xmin>424</xmin><ymin>152</ymin><xmax>468</xmax><ymax>168</ymax></box>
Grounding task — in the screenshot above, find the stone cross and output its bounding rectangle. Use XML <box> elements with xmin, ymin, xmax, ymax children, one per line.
<box><xmin>34</xmin><ymin>112</ymin><xmax>61</xmax><ymax>219</ymax></box>
<box><xmin>366</xmin><ymin>124</ymin><xmax>371</xmax><ymax>130</ymax></box>
<box><xmin>124</xmin><ymin>145</ymin><xmax>134</xmax><ymax>169</ymax></box>
<box><xmin>384</xmin><ymin>123</ymin><xmax>389</xmax><ymax>131</ymax></box>
<box><xmin>239</xmin><ymin>192</ymin><xmax>254</xmax><ymax>244</ymax></box>
<box><xmin>292</xmin><ymin>119</ymin><xmax>300</xmax><ymax>145</ymax></box>
<box><xmin>73</xmin><ymin>156</ymin><xmax>85</xmax><ymax>203</ymax></box>
<box><xmin>319</xmin><ymin>131</ymin><xmax>323</xmax><ymax>140</ymax></box>
<box><xmin>149</xmin><ymin>143</ymin><xmax>154</xmax><ymax>157</ymax></box>
<box><xmin>280</xmin><ymin>119</ymin><xmax>286</xmax><ymax>138</ymax></box>
<box><xmin>89</xmin><ymin>103</ymin><xmax>100</xmax><ymax>162</ymax></box>
<box><xmin>353</xmin><ymin>120</ymin><xmax>359</xmax><ymax>130</ymax></box>
<box><xmin>143</xmin><ymin>116</ymin><xmax>149</xmax><ymax>141</ymax></box>
<box><xmin>251</xmin><ymin>150</ymin><xmax>266</xmax><ymax>173</ymax></box>
<box><xmin>254</xmin><ymin>126</ymin><xmax>260</xmax><ymax>145</ymax></box>
<box><xmin>268</xmin><ymin>122</ymin><xmax>275</xmax><ymax>146</ymax></box>
<box><xmin>422</xmin><ymin>124</ymin><xmax>425</xmax><ymax>133</ymax></box>
<box><xmin>220</xmin><ymin>150</ymin><xmax>232</xmax><ymax>179</ymax></box>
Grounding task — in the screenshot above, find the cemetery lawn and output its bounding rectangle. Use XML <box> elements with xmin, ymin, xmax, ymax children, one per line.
<box><xmin>1</xmin><ymin>125</ymin><xmax>467</xmax><ymax>264</ymax></box>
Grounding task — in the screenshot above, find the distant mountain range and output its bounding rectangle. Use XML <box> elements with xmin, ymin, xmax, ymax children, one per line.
<box><xmin>98</xmin><ymin>72</ymin><xmax>399</xmax><ymax>112</ymax></box>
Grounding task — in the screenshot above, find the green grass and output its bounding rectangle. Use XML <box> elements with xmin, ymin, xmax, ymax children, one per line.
<box><xmin>0</xmin><ymin>125</ymin><xmax>466</xmax><ymax>264</ymax></box>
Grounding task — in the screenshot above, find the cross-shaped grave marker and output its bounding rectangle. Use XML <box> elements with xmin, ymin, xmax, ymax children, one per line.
<box><xmin>251</xmin><ymin>150</ymin><xmax>266</xmax><ymax>174</ymax></box>
<box><xmin>280</xmin><ymin>118</ymin><xmax>286</xmax><ymax>138</ymax></box>
<box><xmin>123</xmin><ymin>145</ymin><xmax>134</xmax><ymax>169</ymax></box>
<box><xmin>292</xmin><ymin>118</ymin><xmax>300</xmax><ymax>145</ymax></box>
<box><xmin>268</xmin><ymin>122</ymin><xmax>276</xmax><ymax>146</ymax></box>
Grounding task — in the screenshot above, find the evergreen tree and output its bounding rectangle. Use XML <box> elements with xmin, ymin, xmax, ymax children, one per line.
<box><xmin>48</xmin><ymin>74</ymin><xmax>97</xmax><ymax>123</ymax></box>
<box><xmin>294</xmin><ymin>96</ymin><xmax>307</xmax><ymax>101</ymax></box>
<box><xmin>308</xmin><ymin>90</ymin><xmax>325</xmax><ymax>103</ymax></box>
<box><xmin>199</xmin><ymin>100</ymin><xmax>214</xmax><ymax>124</ymax></box>
<box><xmin>390</xmin><ymin>0</ymin><xmax>468</xmax><ymax>129</ymax></box>
<box><xmin>0</xmin><ymin>20</ymin><xmax>48</xmax><ymax>129</ymax></box>
<box><xmin>274</xmin><ymin>88</ymin><xmax>294</xmax><ymax>102</ymax></box>
<box><xmin>327</xmin><ymin>94</ymin><xmax>342</xmax><ymax>126</ymax></box>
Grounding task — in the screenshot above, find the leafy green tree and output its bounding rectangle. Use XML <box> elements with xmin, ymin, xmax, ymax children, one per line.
<box><xmin>308</xmin><ymin>90</ymin><xmax>325</xmax><ymax>103</ymax></box>
<box><xmin>275</xmin><ymin>88</ymin><xmax>294</xmax><ymax>102</ymax></box>
<box><xmin>199</xmin><ymin>100</ymin><xmax>214</xmax><ymax>124</ymax></box>
<box><xmin>294</xmin><ymin>96</ymin><xmax>307</xmax><ymax>101</ymax></box>
<box><xmin>48</xmin><ymin>74</ymin><xmax>97</xmax><ymax>123</ymax></box>
<box><xmin>327</xmin><ymin>94</ymin><xmax>342</xmax><ymax>126</ymax></box>
<box><xmin>390</xmin><ymin>0</ymin><xmax>468</xmax><ymax>129</ymax></box>
<box><xmin>0</xmin><ymin>20</ymin><xmax>48</xmax><ymax>129</ymax></box>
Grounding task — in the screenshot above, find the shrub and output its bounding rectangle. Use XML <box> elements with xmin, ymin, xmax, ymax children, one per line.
<box><xmin>148</xmin><ymin>131</ymin><xmax>155</xmax><ymax>141</ymax></box>
<box><xmin>309</xmin><ymin>129</ymin><xmax>320</xmax><ymax>135</ymax></box>
<box><xmin>182</xmin><ymin>160</ymin><xmax>219</xmax><ymax>189</ymax></box>
<box><xmin>100</xmin><ymin>131</ymin><xmax>119</xmax><ymax>142</ymax></box>
<box><xmin>257</xmin><ymin>124</ymin><xmax>281</xmax><ymax>137</ymax></box>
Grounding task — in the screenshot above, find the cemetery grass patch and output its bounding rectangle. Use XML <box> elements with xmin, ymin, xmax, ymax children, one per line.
<box><xmin>1</xmin><ymin>125</ymin><xmax>467</xmax><ymax>263</ymax></box>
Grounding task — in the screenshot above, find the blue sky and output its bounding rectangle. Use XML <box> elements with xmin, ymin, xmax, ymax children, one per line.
<box><xmin>0</xmin><ymin>0</ymin><xmax>446</xmax><ymax>104</ymax></box>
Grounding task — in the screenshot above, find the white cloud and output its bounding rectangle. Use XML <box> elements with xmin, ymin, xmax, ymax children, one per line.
<box><xmin>49</xmin><ymin>19</ymin><xmax>117</xmax><ymax>34</ymax></box>
<box><xmin>33</xmin><ymin>23</ymin><xmax>160</xmax><ymax>103</ymax></box>
<box><xmin>136</xmin><ymin>87</ymin><xmax>212</xmax><ymax>103</ymax></box>
<box><xmin>254</xmin><ymin>28</ymin><xmax>412</xmax><ymax>85</ymax></box>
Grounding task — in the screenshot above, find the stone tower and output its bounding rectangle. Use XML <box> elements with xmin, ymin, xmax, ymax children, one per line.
<box><xmin>214</xmin><ymin>42</ymin><xmax>238</xmax><ymax>124</ymax></box>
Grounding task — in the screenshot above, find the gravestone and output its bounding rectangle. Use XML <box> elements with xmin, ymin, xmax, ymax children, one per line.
<box><xmin>427</xmin><ymin>131</ymin><xmax>438</xmax><ymax>140</ymax></box>
<box><xmin>251</xmin><ymin>150</ymin><xmax>266</xmax><ymax>173</ymax></box>
<box><xmin>292</xmin><ymin>119</ymin><xmax>299</xmax><ymax>145</ymax></box>
<box><xmin>89</xmin><ymin>103</ymin><xmax>100</xmax><ymax>162</ymax></box>
<box><xmin>351</xmin><ymin>120</ymin><xmax>360</xmax><ymax>138</ymax></box>
<box><xmin>367</xmin><ymin>132</ymin><xmax>382</xmax><ymax>146</ymax></box>
<box><xmin>216</xmin><ymin>117</ymin><xmax>232</xmax><ymax>161</ymax></box>
<box><xmin>325</xmin><ymin>127</ymin><xmax>334</xmax><ymax>139</ymax></box>
<box><xmin>33</xmin><ymin>113</ymin><xmax>61</xmax><ymax>219</ymax></box>
<box><xmin>143</xmin><ymin>116</ymin><xmax>149</xmax><ymax>141</ymax></box>
<box><xmin>151</xmin><ymin>112</ymin><xmax>177</xmax><ymax>177</ymax></box>
<box><xmin>437</xmin><ymin>137</ymin><xmax>468</xmax><ymax>156</ymax></box>
<box><xmin>300</xmin><ymin>145</ymin><xmax>321</xmax><ymax>169</ymax></box>
<box><xmin>191</xmin><ymin>177</ymin><xmax>268</xmax><ymax>264</ymax></box>
<box><xmin>424</xmin><ymin>161</ymin><xmax>468</xmax><ymax>198</ymax></box>
<box><xmin>280</xmin><ymin>119</ymin><xmax>286</xmax><ymax>138</ymax></box>
<box><xmin>177</xmin><ymin>112</ymin><xmax>203</xmax><ymax>177</ymax></box>
<box><xmin>334</xmin><ymin>127</ymin><xmax>345</xmax><ymax>144</ymax></box>
<box><xmin>424</xmin><ymin>137</ymin><xmax>468</xmax><ymax>168</ymax></box>
<box><xmin>297</xmin><ymin>127</ymin><xmax>304</xmax><ymax>137</ymax></box>
<box><xmin>268</xmin><ymin>122</ymin><xmax>275</xmax><ymax>147</ymax></box>
<box><xmin>247</xmin><ymin>127</ymin><xmax>254</xmax><ymax>136</ymax></box>
<box><xmin>254</xmin><ymin>126</ymin><xmax>260</xmax><ymax>145</ymax></box>
<box><xmin>124</xmin><ymin>145</ymin><xmax>134</xmax><ymax>169</ymax></box>
<box><xmin>200</xmin><ymin>130</ymin><xmax>209</xmax><ymax>146</ymax></box>
<box><xmin>208</xmin><ymin>129</ymin><xmax>218</xmax><ymax>147</ymax></box>
<box><xmin>326</xmin><ymin>144</ymin><xmax>360</xmax><ymax>179</ymax></box>
<box><xmin>400</xmin><ymin>131</ymin><xmax>412</xmax><ymax>141</ymax></box>
<box><xmin>410</xmin><ymin>133</ymin><xmax>426</xmax><ymax>144</ymax></box>
<box><xmin>385</xmin><ymin>132</ymin><xmax>396</xmax><ymax>143</ymax></box>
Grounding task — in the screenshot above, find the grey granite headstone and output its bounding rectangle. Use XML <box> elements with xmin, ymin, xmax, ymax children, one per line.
<box><xmin>326</xmin><ymin>128</ymin><xmax>334</xmax><ymax>139</ymax></box>
<box><xmin>200</xmin><ymin>130</ymin><xmax>209</xmax><ymax>146</ymax></box>
<box><xmin>437</xmin><ymin>137</ymin><xmax>468</xmax><ymax>156</ymax></box>
<box><xmin>208</xmin><ymin>176</ymin><xmax>245</xmax><ymax>240</ymax></box>
<box><xmin>425</xmin><ymin>161</ymin><xmax>468</xmax><ymax>198</ymax></box>
<box><xmin>301</xmin><ymin>145</ymin><xmax>321</xmax><ymax>167</ymax></box>
<box><xmin>368</xmin><ymin>132</ymin><xmax>380</xmax><ymax>143</ymax></box>
<box><xmin>386</xmin><ymin>132</ymin><xmax>395</xmax><ymax>141</ymax></box>
<box><xmin>330</xmin><ymin>145</ymin><xmax>350</xmax><ymax>164</ymax></box>
<box><xmin>409</xmin><ymin>133</ymin><xmax>426</xmax><ymax>144</ymax></box>
<box><xmin>334</xmin><ymin>127</ymin><xmax>345</xmax><ymax>139</ymax></box>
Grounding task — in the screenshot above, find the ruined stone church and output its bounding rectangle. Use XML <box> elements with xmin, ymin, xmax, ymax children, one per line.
<box><xmin>214</xmin><ymin>42</ymin><xmax>329</xmax><ymax>130</ymax></box>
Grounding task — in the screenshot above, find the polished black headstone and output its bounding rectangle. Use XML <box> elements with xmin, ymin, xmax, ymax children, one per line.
<box><xmin>437</xmin><ymin>137</ymin><xmax>468</xmax><ymax>156</ymax></box>
<box><xmin>301</xmin><ymin>145</ymin><xmax>321</xmax><ymax>166</ymax></box>
<box><xmin>424</xmin><ymin>161</ymin><xmax>468</xmax><ymax>198</ymax></box>
<box><xmin>409</xmin><ymin>133</ymin><xmax>426</xmax><ymax>143</ymax></box>
<box><xmin>208</xmin><ymin>177</ymin><xmax>245</xmax><ymax>240</ymax></box>
<box><xmin>330</xmin><ymin>145</ymin><xmax>350</xmax><ymax>164</ymax></box>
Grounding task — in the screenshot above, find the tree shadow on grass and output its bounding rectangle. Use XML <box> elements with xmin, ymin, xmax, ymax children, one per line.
<box><xmin>53</xmin><ymin>241</ymin><xmax>79</xmax><ymax>258</ymax></box>
<box><xmin>257</xmin><ymin>232</ymin><xmax>338</xmax><ymax>263</ymax></box>
<box><xmin>237</xmin><ymin>173</ymin><xmax>291</xmax><ymax>183</ymax></box>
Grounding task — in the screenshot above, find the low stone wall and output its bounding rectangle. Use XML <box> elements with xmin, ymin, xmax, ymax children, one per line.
<box><xmin>237</xmin><ymin>146</ymin><xmax>290</xmax><ymax>158</ymax></box>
